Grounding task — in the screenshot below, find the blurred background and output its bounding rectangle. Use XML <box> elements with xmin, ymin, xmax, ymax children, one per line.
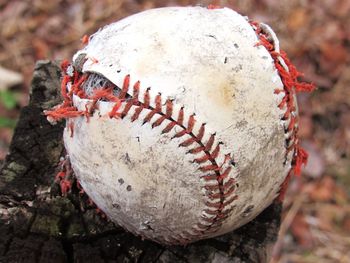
<box><xmin>0</xmin><ymin>0</ymin><xmax>349</xmax><ymax>262</ymax></box>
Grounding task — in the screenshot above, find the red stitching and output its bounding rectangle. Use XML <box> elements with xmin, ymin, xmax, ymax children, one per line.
<box><xmin>143</xmin><ymin>87</ymin><xmax>150</xmax><ymax>107</ymax></box>
<box><xmin>179</xmin><ymin>137</ymin><xmax>196</xmax><ymax>147</ymax></box>
<box><xmin>177</xmin><ymin>106</ymin><xmax>184</xmax><ymax>125</ymax></box>
<box><xmin>210</xmin><ymin>142</ymin><xmax>222</xmax><ymax>159</ymax></box>
<box><xmin>223</xmin><ymin>178</ymin><xmax>236</xmax><ymax>189</ymax></box>
<box><xmin>199</xmin><ymin>164</ymin><xmax>220</xmax><ymax>172</ymax></box>
<box><xmin>187</xmin><ymin>145</ymin><xmax>205</xmax><ymax>154</ymax></box>
<box><xmin>120</xmin><ymin>74</ymin><xmax>130</xmax><ymax>99</ymax></box>
<box><xmin>223</xmin><ymin>195</ymin><xmax>238</xmax><ymax>206</ymax></box>
<box><xmin>250</xmin><ymin>21</ymin><xmax>314</xmax><ymax>201</ymax></box>
<box><xmin>152</xmin><ymin>116</ymin><xmax>166</xmax><ymax>128</ymax></box>
<box><xmin>61</xmin><ymin>75</ymin><xmax>71</xmax><ymax>100</ymax></box>
<box><xmin>205</xmin><ymin>201</ymin><xmax>222</xmax><ymax>208</ymax></box>
<box><xmin>109</xmin><ymin>100</ymin><xmax>122</xmax><ymax>119</ymax></box>
<box><xmin>218</xmin><ymin>167</ymin><xmax>232</xmax><ymax>181</ymax></box>
<box><xmin>202</xmin><ymin>174</ymin><xmax>217</xmax><ymax>181</ymax></box>
<box><xmin>194</xmin><ymin>154</ymin><xmax>210</xmax><ymax>164</ymax></box>
<box><xmin>130</xmin><ymin>106</ymin><xmax>141</xmax><ymax>122</ymax></box>
<box><xmin>203</xmin><ymin>209</ymin><xmax>218</xmax><ymax>216</ymax></box>
<box><xmin>162</xmin><ymin>121</ymin><xmax>176</xmax><ymax>134</ymax></box>
<box><xmin>204</xmin><ymin>184</ymin><xmax>220</xmax><ymax>191</ymax></box>
<box><xmin>165</xmin><ymin>99</ymin><xmax>173</xmax><ymax>117</ymax></box>
<box><xmin>155</xmin><ymin>93</ymin><xmax>162</xmax><ymax>111</ymax></box>
<box><xmin>222</xmin><ymin>184</ymin><xmax>236</xmax><ymax>198</ymax></box>
<box><xmin>45</xmin><ymin>106</ymin><xmax>85</xmax><ymax>121</ymax></box>
<box><xmin>204</xmin><ymin>133</ymin><xmax>215</xmax><ymax>151</ymax></box>
<box><xmin>46</xmin><ymin>63</ymin><xmax>239</xmax><ymax>244</ymax></box>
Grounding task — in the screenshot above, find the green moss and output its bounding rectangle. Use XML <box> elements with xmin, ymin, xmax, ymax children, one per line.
<box><xmin>66</xmin><ymin>216</ymin><xmax>85</xmax><ymax>238</ymax></box>
<box><xmin>45</xmin><ymin>141</ymin><xmax>64</xmax><ymax>163</ymax></box>
<box><xmin>82</xmin><ymin>210</ymin><xmax>116</xmax><ymax>236</ymax></box>
<box><xmin>2</xmin><ymin>162</ymin><xmax>28</xmax><ymax>182</ymax></box>
<box><xmin>31</xmin><ymin>214</ymin><xmax>61</xmax><ymax>237</ymax></box>
<box><xmin>2</xmin><ymin>169</ymin><xmax>17</xmax><ymax>183</ymax></box>
<box><xmin>50</xmin><ymin>197</ymin><xmax>75</xmax><ymax>218</ymax></box>
<box><xmin>7</xmin><ymin>161</ymin><xmax>27</xmax><ymax>173</ymax></box>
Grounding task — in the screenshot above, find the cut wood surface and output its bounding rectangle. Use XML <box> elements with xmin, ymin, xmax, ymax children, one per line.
<box><xmin>0</xmin><ymin>61</ymin><xmax>282</xmax><ymax>263</ymax></box>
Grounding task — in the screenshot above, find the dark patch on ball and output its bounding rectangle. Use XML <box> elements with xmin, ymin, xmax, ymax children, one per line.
<box><xmin>242</xmin><ymin>205</ymin><xmax>254</xmax><ymax>217</ymax></box>
<box><xmin>118</xmin><ymin>178</ymin><xmax>124</xmax><ymax>185</ymax></box>
<box><xmin>112</xmin><ymin>203</ymin><xmax>121</xmax><ymax>209</ymax></box>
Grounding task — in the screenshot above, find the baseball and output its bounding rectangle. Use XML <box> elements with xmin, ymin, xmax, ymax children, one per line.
<box><xmin>45</xmin><ymin>6</ymin><xmax>313</xmax><ymax>245</ymax></box>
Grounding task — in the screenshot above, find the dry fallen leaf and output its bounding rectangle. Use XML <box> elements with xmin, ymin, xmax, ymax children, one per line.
<box><xmin>304</xmin><ymin>176</ymin><xmax>335</xmax><ymax>202</ymax></box>
<box><xmin>290</xmin><ymin>213</ymin><xmax>313</xmax><ymax>248</ymax></box>
<box><xmin>287</xmin><ymin>8</ymin><xmax>309</xmax><ymax>32</ymax></box>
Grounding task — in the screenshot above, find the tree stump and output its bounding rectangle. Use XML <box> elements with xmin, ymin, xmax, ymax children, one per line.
<box><xmin>0</xmin><ymin>61</ymin><xmax>282</xmax><ymax>263</ymax></box>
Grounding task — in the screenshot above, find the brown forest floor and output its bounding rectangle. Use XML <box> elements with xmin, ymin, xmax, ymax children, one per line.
<box><xmin>0</xmin><ymin>0</ymin><xmax>349</xmax><ymax>262</ymax></box>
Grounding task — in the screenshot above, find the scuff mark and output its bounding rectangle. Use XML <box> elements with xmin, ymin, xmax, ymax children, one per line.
<box><xmin>206</xmin><ymin>34</ymin><xmax>217</xmax><ymax>40</ymax></box>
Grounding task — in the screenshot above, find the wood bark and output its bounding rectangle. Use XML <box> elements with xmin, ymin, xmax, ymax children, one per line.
<box><xmin>0</xmin><ymin>61</ymin><xmax>282</xmax><ymax>263</ymax></box>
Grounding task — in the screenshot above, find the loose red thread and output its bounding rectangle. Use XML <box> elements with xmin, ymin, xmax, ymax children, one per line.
<box><xmin>55</xmin><ymin>157</ymin><xmax>74</xmax><ymax>196</ymax></box>
<box><xmin>81</xmin><ymin>35</ymin><xmax>89</xmax><ymax>45</ymax></box>
<box><xmin>54</xmin><ymin>154</ymin><xmax>108</xmax><ymax>220</ymax></box>
<box><xmin>44</xmin><ymin>61</ymin><xmax>89</xmax><ymax>122</ymax></box>
<box><xmin>60</xmin><ymin>59</ymin><xmax>70</xmax><ymax>73</ymax></box>
<box><xmin>294</xmin><ymin>145</ymin><xmax>308</xmax><ymax>176</ymax></box>
<box><xmin>45</xmin><ymin>106</ymin><xmax>85</xmax><ymax>122</ymax></box>
<box><xmin>250</xmin><ymin>21</ymin><xmax>315</xmax><ymax>201</ymax></box>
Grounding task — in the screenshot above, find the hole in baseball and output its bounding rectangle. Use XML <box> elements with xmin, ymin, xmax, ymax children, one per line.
<box><xmin>118</xmin><ymin>178</ymin><xmax>124</xmax><ymax>185</ymax></box>
<box><xmin>83</xmin><ymin>73</ymin><xmax>132</xmax><ymax>99</ymax></box>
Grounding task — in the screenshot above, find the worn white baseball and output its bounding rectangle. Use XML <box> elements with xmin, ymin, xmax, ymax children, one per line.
<box><xmin>62</xmin><ymin>6</ymin><xmax>295</xmax><ymax>245</ymax></box>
